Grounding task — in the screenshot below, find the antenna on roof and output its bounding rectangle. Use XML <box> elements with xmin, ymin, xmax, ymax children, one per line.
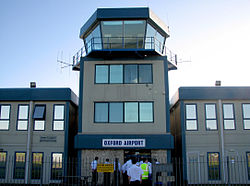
<box><xmin>57</xmin><ymin>51</ymin><xmax>74</xmax><ymax>69</ymax></box>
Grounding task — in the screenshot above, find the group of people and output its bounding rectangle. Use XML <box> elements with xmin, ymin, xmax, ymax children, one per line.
<box><xmin>91</xmin><ymin>156</ymin><xmax>152</xmax><ymax>185</ymax></box>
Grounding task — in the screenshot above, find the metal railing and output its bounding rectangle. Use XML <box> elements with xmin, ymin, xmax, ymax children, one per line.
<box><xmin>72</xmin><ymin>37</ymin><xmax>177</xmax><ymax>66</ymax></box>
<box><xmin>1</xmin><ymin>156</ymin><xmax>249</xmax><ymax>185</ymax></box>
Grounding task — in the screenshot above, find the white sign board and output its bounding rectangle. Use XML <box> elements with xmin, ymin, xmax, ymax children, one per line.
<box><xmin>102</xmin><ymin>139</ymin><xmax>146</xmax><ymax>147</ymax></box>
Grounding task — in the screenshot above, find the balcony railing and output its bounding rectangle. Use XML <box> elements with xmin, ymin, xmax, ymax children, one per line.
<box><xmin>73</xmin><ymin>37</ymin><xmax>177</xmax><ymax>66</ymax></box>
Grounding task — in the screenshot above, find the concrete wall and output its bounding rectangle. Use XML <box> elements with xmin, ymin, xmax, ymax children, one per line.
<box><xmin>81</xmin><ymin>59</ymin><xmax>167</xmax><ymax>134</ymax></box>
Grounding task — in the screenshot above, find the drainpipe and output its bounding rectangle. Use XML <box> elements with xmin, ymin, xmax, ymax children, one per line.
<box><xmin>218</xmin><ymin>99</ymin><xmax>226</xmax><ymax>183</ymax></box>
<box><xmin>25</xmin><ymin>100</ymin><xmax>34</xmax><ymax>184</ymax></box>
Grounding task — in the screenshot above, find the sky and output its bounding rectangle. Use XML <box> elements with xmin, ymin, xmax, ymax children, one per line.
<box><xmin>1</xmin><ymin>0</ymin><xmax>250</xmax><ymax>98</ymax></box>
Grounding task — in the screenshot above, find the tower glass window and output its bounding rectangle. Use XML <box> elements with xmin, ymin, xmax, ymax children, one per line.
<box><xmin>242</xmin><ymin>104</ymin><xmax>250</xmax><ymax>129</ymax></box>
<box><xmin>205</xmin><ymin>104</ymin><xmax>217</xmax><ymax>130</ymax></box>
<box><xmin>85</xmin><ymin>25</ymin><xmax>102</xmax><ymax>53</ymax></box>
<box><xmin>102</xmin><ymin>21</ymin><xmax>123</xmax><ymax>49</ymax></box>
<box><xmin>185</xmin><ymin>104</ymin><xmax>197</xmax><ymax>130</ymax></box>
<box><xmin>0</xmin><ymin>105</ymin><xmax>10</xmax><ymax>130</ymax></box>
<box><xmin>124</xmin><ymin>20</ymin><xmax>145</xmax><ymax>48</ymax></box>
<box><xmin>223</xmin><ymin>104</ymin><xmax>235</xmax><ymax>130</ymax></box>
<box><xmin>17</xmin><ymin>105</ymin><xmax>29</xmax><ymax>130</ymax></box>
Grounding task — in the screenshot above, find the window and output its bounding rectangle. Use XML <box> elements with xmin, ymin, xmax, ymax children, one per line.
<box><xmin>138</xmin><ymin>64</ymin><xmax>152</xmax><ymax>83</ymax></box>
<box><xmin>124</xmin><ymin>20</ymin><xmax>145</xmax><ymax>48</ymax></box>
<box><xmin>17</xmin><ymin>105</ymin><xmax>29</xmax><ymax>130</ymax></box>
<box><xmin>53</xmin><ymin>105</ymin><xmax>65</xmax><ymax>131</ymax></box>
<box><xmin>208</xmin><ymin>152</ymin><xmax>220</xmax><ymax>180</ymax></box>
<box><xmin>185</xmin><ymin>104</ymin><xmax>197</xmax><ymax>130</ymax></box>
<box><xmin>110</xmin><ymin>65</ymin><xmax>123</xmax><ymax>83</ymax></box>
<box><xmin>0</xmin><ymin>152</ymin><xmax>7</xmax><ymax>179</ymax></box>
<box><xmin>102</xmin><ymin>21</ymin><xmax>123</xmax><ymax>49</ymax></box>
<box><xmin>145</xmin><ymin>23</ymin><xmax>165</xmax><ymax>52</ymax></box>
<box><xmin>95</xmin><ymin>65</ymin><xmax>109</xmax><ymax>83</ymax></box>
<box><xmin>31</xmin><ymin>153</ymin><xmax>43</xmax><ymax>179</ymax></box>
<box><xmin>109</xmin><ymin>103</ymin><xmax>123</xmax><ymax>123</ymax></box>
<box><xmin>139</xmin><ymin>102</ymin><xmax>153</xmax><ymax>122</ymax></box>
<box><xmin>223</xmin><ymin>104</ymin><xmax>235</xmax><ymax>130</ymax></box>
<box><xmin>85</xmin><ymin>25</ymin><xmax>102</xmax><ymax>53</ymax></box>
<box><xmin>247</xmin><ymin>152</ymin><xmax>250</xmax><ymax>180</ymax></box>
<box><xmin>124</xmin><ymin>64</ymin><xmax>138</xmax><ymax>84</ymax></box>
<box><xmin>51</xmin><ymin>153</ymin><xmax>63</xmax><ymax>180</ymax></box>
<box><xmin>242</xmin><ymin>104</ymin><xmax>250</xmax><ymax>129</ymax></box>
<box><xmin>95</xmin><ymin>103</ymin><xmax>108</xmax><ymax>122</ymax></box>
<box><xmin>205</xmin><ymin>104</ymin><xmax>217</xmax><ymax>130</ymax></box>
<box><xmin>125</xmin><ymin>102</ymin><xmax>138</xmax><ymax>122</ymax></box>
<box><xmin>0</xmin><ymin>105</ymin><xmax>10</xmax><ymax>130</ymax></box>
<box><xmin>94</xmin><ymin>102</ymin><xmax>153</xmax><ymax>123</ymax></box>
<box><xmin>95</xmin><ymin>64</ymin><xmax>152</xmax><ymax>84</ymax></box>
<box><xmin>33</xmin><ymin>105</ymin><xmax>46</xmax><ymax>131</ymax></box>
<box><xmin>14</xmin><ymin>152</ymin><xmax>26</xmax><ymax>179</ymax></box>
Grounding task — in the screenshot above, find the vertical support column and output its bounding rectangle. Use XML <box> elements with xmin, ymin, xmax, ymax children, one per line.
<box><xmin>218</xmin><ymin>100</ymin><xmax>226</xmax><ymax>183</ymax></box>
<box><xmin>25</xmin><ymin>101</ymin><xmax>33</xmax><ymax>184</ymax></box>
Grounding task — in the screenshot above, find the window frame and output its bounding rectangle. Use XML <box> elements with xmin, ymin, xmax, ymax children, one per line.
<box><xmin>207</xmin><ymin>152</ymin><xmax>221</xmax><ymax>180</ymax></box>
<box><xmin>33</xmin><ymin>104</ymin><xmax>46</xmax><ymax>131</ymax></box>
<box><xmin>13</xmin><ymin>151</ymin><xmax>26</xmax><ymax>179</ymax></box>
<box><xmin>52</xmin><ymin>104</ymin><xmax>65</xmax><ymax>131</ymax></box>
<box><xmin>16</xmin><ymin>104</ymin><xmax>29</xmax><ymax>131</ymax></box>
<box><xmin>95</xmin><ymin>64</ymin><xmax>153</xmax><ymax>84</ymax></box>
<box><xmin>31</xmin><ymin>152</ymin><xmax>43</xmax><ymax>180</ymax></box>
<box><xmin>51</xmin><ymin>152</ymin><xmax>63</xmax><ymax>180</ymax></box>
<box><xmin>242</xmin><ymin>103</ymin><xmax>250</xmax><ymax>130</ymax></box>
<box><xmin>94</xmin><ymin>101</ymin><xmax>154</xmax><ymax>123</ymax></box>
<box><xmin>185</xmin><ymin>104</ymin><xmax>198</xmax><ymax>131</ymax></box>
<box><xmin>222</xmin><ymin>103</ymin><xmax>236</xmax><ymax>130</ymax></box>
<box><xmin>0</xmin><ymin>151</ymin><xmax>7</xmax><ymax>179</ymax></box>
<box><xmin>0</xmin><ymin>104</ymin><xmax>11</xmax><ymax>131</ymax></box>
<box><xmin>205</xmin><ymin>103</ymin><xmax>218</xmax><ymax>131</ymax></box>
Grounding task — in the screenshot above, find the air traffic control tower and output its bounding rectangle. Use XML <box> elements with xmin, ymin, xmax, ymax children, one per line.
<box><xmin>73</xmin><ymin>7</ymin><xmax>177</xmax><ymax>182</ymax></box>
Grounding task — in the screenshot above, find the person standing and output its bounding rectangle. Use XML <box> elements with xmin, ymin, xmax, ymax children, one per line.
<box><xmin>91</xmin><ymin>157</ymin><xmax>98</xmax><ymax>186</ymax></box>
<box><xmin>140</xmin><ymin>158</ymin><xmax>150</xmax><ymax>186</ymax></box>
<box><xmin>104</xmin><ymin>158</ymin><xmax>111</xmax><ymax>186</ymax></box>
<box><xmin>127</xmin><ymin>158</ymin><xmax>143</xmax><ymax>185</ymax></box>
<box><xmin>122</xmin><ymin>159</ymin><xmax>132</xmax><ymax>185</ymax></box>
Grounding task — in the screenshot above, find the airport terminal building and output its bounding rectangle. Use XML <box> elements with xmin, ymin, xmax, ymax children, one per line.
<box><xmin>72</xmin><ymin>7</ymin><xmax>176</xmax><ymax>180</ymax></box>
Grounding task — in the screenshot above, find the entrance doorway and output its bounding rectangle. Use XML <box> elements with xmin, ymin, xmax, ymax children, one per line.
<box><xmin>124</xmin><ymin>149</ymin><xmax>151</xmax><ymax>163</ymax></box>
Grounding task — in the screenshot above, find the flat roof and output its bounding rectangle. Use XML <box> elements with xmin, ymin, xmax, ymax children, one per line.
<box><xmin>171</xmin><ymin>86</ymin><xmax>250</xmax><ymax>106</ymax></box>
<box><xmin>0</xmin><ymin>88</ymin><xmax>78</xmax><ymax>106</ymax></box>
<box><xmin>79</xmin><ymin>7</ymin><xmax>170</xmax><ymax>39</ymax></box>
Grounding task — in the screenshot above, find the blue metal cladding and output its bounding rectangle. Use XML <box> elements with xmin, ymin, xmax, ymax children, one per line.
<box><xmin>74</xmin><ymin>134</ymin><xmax>174</xmax><ymax>149</ymax></box>
<box><xmin>0</xmin><ymin>88</ymin><xmax>78</xmax><ymax>105</ymax></box>
<box><xmin>178</xmin><ymin>87</ymin><xmax>250</xmax><ymax>100</ymax></box>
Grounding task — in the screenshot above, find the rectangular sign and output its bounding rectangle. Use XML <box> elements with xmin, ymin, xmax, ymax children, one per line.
<box><xmin>102</xmin><ymin>139</ymin><xmax>146</xmax><ymax>147</ymax></box>
<box><xmin>97</xmin><ymin>164</ymin><xmax>114</xmax><ymax>172</ymax></box>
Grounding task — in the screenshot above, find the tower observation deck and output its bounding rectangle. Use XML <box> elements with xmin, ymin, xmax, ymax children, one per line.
<box><xmin>73</xmin><ymin>7</ymin><xmax>177</xmax><ymax>69</ymax></box>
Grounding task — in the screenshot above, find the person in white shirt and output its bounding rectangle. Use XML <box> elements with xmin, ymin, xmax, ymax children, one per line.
<box><xmin>122</xmin><ymin>159</ymin><xmax>132</xmax><ymax>185</ymax></box>
<box><xmin>127</xmin><ymin>158</ymin><xmax>144</xmax><ymax>185</ymax></box>
<box><xmin>91</xmin><ymin>157</ymin><xmax>98</xmax><ymax>186</ymax></box>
